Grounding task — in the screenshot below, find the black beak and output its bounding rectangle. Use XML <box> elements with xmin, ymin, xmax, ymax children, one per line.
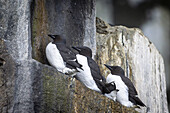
<box><xmin>72</xmin><ymin>46</ymin><xmax>81</xmax><ymax>52</ymax></box>
<box><xmin>104</xmin><ymin>64</ymin><xmax>112</xmax><ymax>71</ymax></box>
<box><xmin>48</xmin><ymin>34</ymin><xmax>55</xmax><ymax>39</ymax></box>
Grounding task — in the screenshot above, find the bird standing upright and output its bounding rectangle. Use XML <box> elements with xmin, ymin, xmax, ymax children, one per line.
<box><xmin>45</xmin><ymin>35</ymin><xmax>82</xmax><ymax>77</ymax></box>
<box><xmin>104</xmin><ymin>64</ymin><xmax>146</xmax><ymax>108</ymax></box>
<box><xmin>72</xmin><ymin>46</ymin><xmax>118</xmax><ymax>96</ymax></box>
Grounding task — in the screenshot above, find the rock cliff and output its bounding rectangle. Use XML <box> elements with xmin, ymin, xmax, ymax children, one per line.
<box><xmin>0</xmin><ymin>0</ymin><xmax>168</xmax><ymax>113</ymax></box>
<box><xmin>96</xmin><ymin>17</ymin><xmax>169</xmax><ymax>113</ymax></box>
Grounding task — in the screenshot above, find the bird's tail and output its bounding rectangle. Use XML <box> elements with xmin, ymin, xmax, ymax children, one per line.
<box><xmin>146</xmin><ymin>106</ymin><xmax>150</xmax><ymax>113</ymax></box>
<box><xmin>66</xmin><ymin>60</ymin><xmax>83</xmax><ymax>71</ymax></box>
<box><xmin>133</xmin><ymin>96</ymin><xmax>150</xmax><ymax>113</ymax></box>
<box><xmin>133</xmin><ymin>96</ymin><xmax>146</xmax><ymax>107</ymax></box>
<box><xmin>134</xmin><ymin>105</ymin><xmax>150</xmax><ymax>113</ymax></box>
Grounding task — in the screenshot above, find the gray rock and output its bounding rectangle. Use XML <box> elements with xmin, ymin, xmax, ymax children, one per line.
<box><xmin>0</xmin><ymin>0</ymin><xmax>96</xmax><ymax>113</ymax></box>
<box><xmin>96</xmin><ymin>17</ymin><xmax>169</xmax><ymax>113</ymax></box>
<box><xmin>0</xmin><ymin>39</ymin><xmax>15</xmax><ymax>113</ymax></box>
<box><xmin>31</xmin><ymin>60</ymin><xmax>74</xmax><ymax>113</ymax></box>
<box><xmin>0</xmin><ymin>0</ymin><xmax>168</xmax><ymax>113</ymax></box>
<box><xmin>31</xmin><ymin>0</ymin><xmax>96</xmax><ymax>63</ymax></box>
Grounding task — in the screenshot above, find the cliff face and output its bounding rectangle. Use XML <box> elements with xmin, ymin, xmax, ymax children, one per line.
<box><xmin>0</xmin><ymin>39</ymin><xmax>15</xmax><ymax>113</ymax></box>
<box><xmin>0</xmin><ymin>0</ymin><xmax>168</xmax><ymax>113</ymax></box>
<box><xmin>96</xmin><ymin>18</ymin><xmax>169</xmax><ymax>113</ymax></box>
<box><xmin>31</xmin><ymin>0</ymin><xmax>96</xmax><ymax>64</ymax></box>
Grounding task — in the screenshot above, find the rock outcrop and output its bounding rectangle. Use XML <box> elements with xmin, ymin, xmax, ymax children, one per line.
<box><xmin>31</xmin><ymin>0</ymin><xmax>96</xmax><ymax>64</ymax></box>
<box><xmin>96</xmin><ymin>17</ymin><xmax>169</xmax><ymax>113</ymax></box>
<box><xmin>0</xmin><ymin>0</ymin><xmax>168</xmax><ymax>113</ymax></box>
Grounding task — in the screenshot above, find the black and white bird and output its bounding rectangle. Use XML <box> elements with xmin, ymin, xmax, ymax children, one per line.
<box><xmin>104</xmin><ymin>64</ymin><xmax>146</xmax><ymax>108</ymax></box>
<box><xmin>45</xmin><ymin>34</ymin><xmax>82</xmax><ymax>76</ymax></box>
<box><xmin>72</xmin><ymin>46</ymin><xmax>119</xmax><ymax>96</ymax></box>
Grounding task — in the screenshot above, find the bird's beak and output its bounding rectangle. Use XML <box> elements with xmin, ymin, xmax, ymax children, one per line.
<box><xmin>72</xmin><ymin>46</ymin><xmax>81</xmax><ymax>52</ymax></box>
<box><xmin>48</xmin><ymin>34</ymin><xmax>55</xmax><ymax>39</ymax></box>
<box><xmin>104</xmin><ymin>64</ymin><xmax>112</xmax><ymax>70</ymax></box>
<box><xmin>116</xmin><ymin>89</ymin><xmax>119</xmax><ymax>92</ymax></box>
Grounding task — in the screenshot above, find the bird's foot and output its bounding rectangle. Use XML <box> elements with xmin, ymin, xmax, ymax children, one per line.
<box><xmin>69</xmin><ymin>72</ymin><xmax>77</xmax><ymax>78</ymax></box>
<box><xmin>110</xmin><ymin>94</ymin><xmax>117</xmax><ymax>101</ymax></box>
<box><xmin>63</xmin><ymin>68</ymin><xmax>77</xmax><ymax>77</ymax></box>
<box><xmin>113</xmin><ymin>97</ymin><xmax>116</xmax><ymax>101</ymax></box>
<box><xmin>69</xmin><ymin>77</ymin><xmax>75</xmax><ymax>88</ymax></box>
<box><xmin>134</xmin><ymin>105</ymin><xmax>141</xmax><ymax>109</ymax></box>
<box><xmin>62</xmin><ymin>68</ymin><xmax>72</xmax><ymax>74</ymax></box>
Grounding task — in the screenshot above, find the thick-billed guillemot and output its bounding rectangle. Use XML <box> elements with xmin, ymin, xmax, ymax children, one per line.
<box><xmin>72</xmin><ymin>46</ymin><xmax>118</xmax><ymax>96</ymax></box>
<box><xmin>45</xmin><ymin>35</ymin><xmax>82</xmax><ymax>76</ymax></box>
<box><xmin>104</xmin><ymin>64</ymin><xmax>146</xmax><ymax>108</ymax></box>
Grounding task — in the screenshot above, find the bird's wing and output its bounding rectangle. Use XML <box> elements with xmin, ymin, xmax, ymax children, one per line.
<box><xmin>66</xmin><ymin>60</ymin><xmax>83</xmax><ymax>70</ymax></box>
<box><xmin>93</xmin><ymin>78</ymin><xmax>106</xmax><ymax>94</ymax></box>
<box><xmin>120</xmin><ymin>76</ymin><xmax>146</xmax><ymax>106</ymax></box>
<box><xmin>94</xmin><ymin>78</ymin><xmax>116</xmax><ymax>94</ymax></box>
<box><xmin>105</xmin><ymin>82</ymin><xmax>117</xmax><ymax>93</ymax></box>
<box><xmin>56</xmin><ymin>43</ymin><xmax>82</xmax><ymax>69</ymax></box>
<box><xmin>129</xmin><ymin>95</ymin><xmax>146</xmax><ymax>106</ymax></box>
<box><xmin>87</xmin><ymin>57</ymin><xmax>105</xmax><ymax>81</ymax></box>
<box><xmin>56</xmin><ymin>43</ymin><xmax>76</xmax><ymax>61</ymax></box>
<box><xmin>120</xmin><ymin>76</ymin><xmax>138</xmax><ymax>96</ymax></box>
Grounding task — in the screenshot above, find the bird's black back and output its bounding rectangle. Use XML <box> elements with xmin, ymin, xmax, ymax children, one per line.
<box><xmin>55</xmin><ymin>43</ymin><xmax>82</xmax><ymax>69</ymax></box>
<box><xmin>129</xmin><ymin>95</ymin><xmax>146</xmax><ymax>107</ymax></box>
<box><xmin>120</xmin><ymin>76</ymin><xmax>138</xmax><ymax>95</ymax></box>
<box><xmin>94</xmin><ymin>79</ymin><xmax>117</xmax><ymax>94</ymax></box>
<box><xmin>87</xmin><ymin>57</ymin><xmax>106</xmax><ymax>82</ymax></box>
<box><xmin>104</xmin><ymin>82</ymin><xmax>117</xmax><ymax>94</ymax></box>
<box><xmin>56</xmin><ymin>43</ymin><xmax>76</xmax><ymax>61</ymax></box>
<box><xmin>86</xmin><ymin>57</ymin><xmax>115</xmax><ymax>94</ymax></box>
<box><xmin>120</xmin><ymin>75</ymin><xmax>146</xmax><ymax>106</ymax></box>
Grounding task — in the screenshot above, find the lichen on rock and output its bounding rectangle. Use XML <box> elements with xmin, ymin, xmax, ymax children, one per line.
<box><xmin>96</xmin><ymin>17</ymin><xmax>168</xmax><ymax>113</ymax></box>
<box><xmin>0</xmin><ymin>39</ymin><xmax>15</xmax><ymax>113</ymax></box>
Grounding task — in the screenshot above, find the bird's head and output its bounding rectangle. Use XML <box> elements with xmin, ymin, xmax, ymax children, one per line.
<box><xmin>72</xmin><ymin>46</ymin><xmax>92</xmax><ymax>58</ymax></box>
<box><xmin>48</xmin><ymin>34</ymin><xmax>66</xmax><ymax>44</ymax></box>
<box><xmin>48</xmin><ymin>34</ymin><xmax>60</xmax><ymax>40</ymax></box>
<box><xmin>104</xmin><ymin>64</ymin><xmax>125</xmax><ymax>76</ymax></box>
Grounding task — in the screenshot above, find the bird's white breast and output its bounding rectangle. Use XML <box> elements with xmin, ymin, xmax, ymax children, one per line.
<box><xmin>104</xmin><ymin>90</ymin><xmax>117</xmax><ymax>101</ymax></box>
<box><xmin>76</xmin><ymin>54</ymin><xmax>100</xmax><ymax>92</ymax></box>
<box><xmin>46</xmin><ymin>42</ymin><xmax>65</xmax><ymax>72</ymax></box>
<box><xmin>106</xmin><ymin>74</ymin><xmax>133</xmax><ymax>107</ymax></box>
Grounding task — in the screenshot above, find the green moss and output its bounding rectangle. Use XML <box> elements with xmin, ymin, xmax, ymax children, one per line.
<box><xmin>41</xmin><ymin>67</ymin><xmax>72</xmax><ymax>113</ymax></box>
<box><xmin>31</xmin><ymin>0</ymin><xmax>49</xmax><ymax>64</ymax></box>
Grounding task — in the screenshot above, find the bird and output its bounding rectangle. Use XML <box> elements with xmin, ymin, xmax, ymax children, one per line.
<box><xmin>72</xmin><ymin>46</ymin><xmax>119</xmax><ymax>96</ymax></box>
<box><xmin>45</xmin><ymin>34</ymin><xmax>83</xmax><ymax>77</ymax></box>
<box><xmin>104</xmin><ymin>64</ymin><xmax>146</xmax><ymax>108</ymax></box>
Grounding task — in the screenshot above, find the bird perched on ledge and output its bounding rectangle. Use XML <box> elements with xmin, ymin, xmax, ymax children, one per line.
<box><xmin>45</xmin><ymin>34</ymin><xmax>83</xmax><ymax>77</ymax></box>
<box><xmin>104</xmin><ymin>64</ymin><xmax>146</xmax><ymax>108</ymax></box>
<box><xmin>72</xmin><ymin>46</ymin><xmax>119</xmax><ymax>96</ymax></box>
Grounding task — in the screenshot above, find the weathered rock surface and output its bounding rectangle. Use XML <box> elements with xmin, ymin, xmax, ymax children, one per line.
<box><xmin>0</xmin><ymin>39</ymin><xmax>15</xmax><ymax>113</ymax></box>
<box><xmin>0</xmin><ymin>0</ymin><xmax>96</xmax><ymax>113</ymax></box>
<box><xmin>0</xmin><ymin>0</ymin><xmax>168</xmax><ymax>113</ymax></box>
<box><xmin>31</xmin><ymin>0</ymin><xmax>96</xmax><ymax>64</ymax></box>
<box><xmin>96</xmin><ymin>17</ymin><xmax>169</xmax><ymax>113</ymax></box>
